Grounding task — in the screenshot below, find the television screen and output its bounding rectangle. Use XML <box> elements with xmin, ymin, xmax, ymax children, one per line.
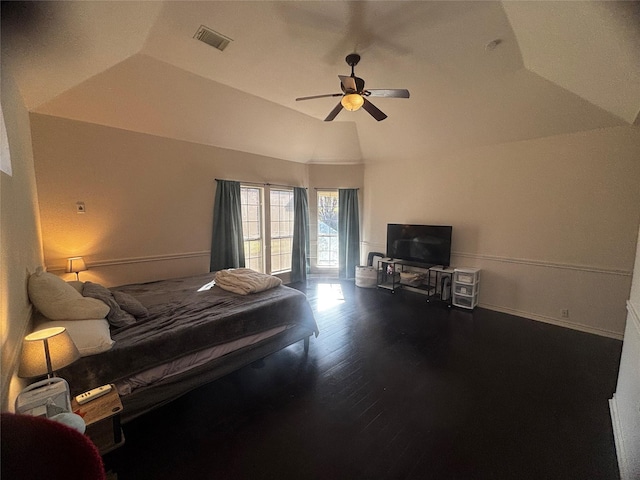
<box><xmin>386</xmin><ymin>224</ymin><xmax>452</xmax><ymax>267</ymax></box>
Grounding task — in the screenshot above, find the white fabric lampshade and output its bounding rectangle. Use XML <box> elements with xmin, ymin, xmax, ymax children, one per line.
<box><xmin>18</xmin><ymin>327</ymin><xmax>81</xmax><ymax>378</ymax></box>
<box><xmin>65</xmin><ymin>257</ymin><xmax>87</xmax><ymax>274</ymax></box>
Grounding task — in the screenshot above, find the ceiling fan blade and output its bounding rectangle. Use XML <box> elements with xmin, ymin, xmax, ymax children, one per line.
<box><xmin>366</xmin><ymin>89</ymin><xmax>410</xmax><ymax>98</ymax></box>
<box><xmin>339</xmin><ymin>75</ymin><xmax>357</xmax><ymax>93</ymax></box>
<box><xmin>362</xmin><ymin>98</ymin><xmax>387</xmax><ymax>121</ymax></box>
<box><xmin>296</xmin><ymin>93</ymin><xmax>343</xmax><ymax>101</ymax></box>
<box><xmin>324</xmin><ymin>102</ymin><xmax>344</xmax><ymax>121</ymax></box>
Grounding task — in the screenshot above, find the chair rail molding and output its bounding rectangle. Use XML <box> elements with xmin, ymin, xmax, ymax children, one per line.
<box><xmin>46</xmin><ymin>251</ymin><xmax>211</xmax><ymax>273</ymax></box>
<box><xmin>453</xmin><ymin>251</ymin><xmax>632</xmax><ymax>277</ymax></box>
<box><xmin>361</xmin><ymin>241</ymin><xmax>632</xmax><ymax>277</ymax></box>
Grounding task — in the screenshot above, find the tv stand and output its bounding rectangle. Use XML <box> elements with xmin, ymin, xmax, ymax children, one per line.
<box><xmin>426</xmin><ymin>266</ymin><xmax>455</xmax><ymax>306</ymax></box>
<box><xmin>376</xmin><ymin>258</ymin><xmax>405</xmax><ymax>293</ymax></box>
<box><xmin>376</xmin><ymin>258</ymin><xmax>454</xmax><ymax>305</ymax></box>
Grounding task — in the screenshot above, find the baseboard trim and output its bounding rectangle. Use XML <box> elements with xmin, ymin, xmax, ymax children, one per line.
<box><xmin>45</xmin><ymin>248</ymin><xmax>630</xmax><ymax>340</ymax></box>
<box><xmin>609</xmin><ymin>394</ymin><xmax>628</xmax><ymax>480</ymax></box>
<box><xmin>479</xmin><ymin>302</ymin><xmax>624</xmax><ymax>340</ymax></box>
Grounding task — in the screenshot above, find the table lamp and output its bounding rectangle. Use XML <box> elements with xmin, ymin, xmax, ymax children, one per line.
<box><xmin>16</xmin><ymin>327</ymin><xmax>82</xmax><ymax>423</ymax></box>
<box><xmin>18</xmin><ymin>327</ymin><xmax>80</xmax><ymax>379</ymax></box>
<box><xmin>66</xmin><ymin>257</ymin><xmax>87</xmax><ymax>281</ymax></box>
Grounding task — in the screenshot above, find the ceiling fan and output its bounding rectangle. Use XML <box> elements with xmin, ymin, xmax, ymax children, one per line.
<box><xmin>296</xmin><ymin>53</ymin><xmax>410</xmax><ymax>122</ymax></box>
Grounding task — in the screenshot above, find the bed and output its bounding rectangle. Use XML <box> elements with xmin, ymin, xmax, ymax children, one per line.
<box><xmin>51</xmin><ymin>272</ymin><xmax>318</xmax><ymax>423</ymax></box>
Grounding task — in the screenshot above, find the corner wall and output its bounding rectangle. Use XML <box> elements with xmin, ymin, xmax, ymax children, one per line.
<box><xmin>609</xmin><ymin>222</ymin><xmax>640</xmax><ymax>479</ymax></box>
<box><xmin>1</xmin><ymin>67</ymin><xmax>44</xmax><ymax>410</ymax></box>
<box><xmin>362</xmin><ymin>126</ymin><xmax>640</xmax><ymax>338</ymax></box>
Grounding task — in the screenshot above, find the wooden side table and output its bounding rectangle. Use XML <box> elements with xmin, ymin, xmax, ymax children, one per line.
<box><xmin>71</xmin><ymin>385</ymin><xmax>124</xmax><ymax>455</ymax></box>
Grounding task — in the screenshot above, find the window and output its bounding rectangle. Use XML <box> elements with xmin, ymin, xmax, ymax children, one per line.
<box><xmin>240</xmin><ymin>185</ymin><xmax>294</xmax><ymax>274</ymax></box>
<box><xmin>241</xmin><ymin>186</ymin><xmax>264</xmax><ymax>272</ymax></box>
<box><xmin>270</xmin><ymin>189</ymin><xmax>294</xmax><ymax>273</ymax></box>
<box><xmin>317</xmin><ymin>190</ymin><xmax>339</xmax><ymax>267</ymax></box>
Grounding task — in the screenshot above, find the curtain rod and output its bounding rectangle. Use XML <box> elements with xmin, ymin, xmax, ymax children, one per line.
<box><xmin>215</xmin><ymin>179</ymin><xmax>307</xmax><ymax>190</ymax></box>
<box><xmin>314</xmin><ymin>187</ymin><xmax>360</xmax><ymax>190</ymax></box>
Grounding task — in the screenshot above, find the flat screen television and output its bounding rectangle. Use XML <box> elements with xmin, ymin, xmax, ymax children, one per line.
<box><xmin>386</xmin><ymin>224</ymin><xmax>452</xmax><ymax>267</ymax></box>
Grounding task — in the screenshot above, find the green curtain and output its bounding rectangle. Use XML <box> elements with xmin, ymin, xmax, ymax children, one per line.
<box><xmin>210</xmin><ymin>180</ymin><xmax>245</xmax><ymax>271</ymax></box>
<box><xmin>291</xmin><ymin>187</ymin><xmax>310</xmax><ymax>283</ymax></box>
<box><xmin>338</xmin><ymin>189</ymin><xmax>360</xmax><ymax>279</ymax></box>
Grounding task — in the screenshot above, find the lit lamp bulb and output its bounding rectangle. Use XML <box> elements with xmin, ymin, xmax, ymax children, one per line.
<box><xmin>341</xmin><ymin>93</ymin><xmax>364</xmax><ymax>112</ymax></box>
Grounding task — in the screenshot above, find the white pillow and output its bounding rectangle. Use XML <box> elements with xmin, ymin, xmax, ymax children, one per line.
<box><xmin>28</xmin><ymin>268</ymin><xmax>109</xmax><ymax>320</ymax></box>
<box><xmin>66</xmin><ymin>281</ymin><xmax>84</xmax><ymax>293</ymax></box>
<box><xmin>38</xmin><ymin>318</ymin><xmax>115</xmax><ymax>357</ymax></box>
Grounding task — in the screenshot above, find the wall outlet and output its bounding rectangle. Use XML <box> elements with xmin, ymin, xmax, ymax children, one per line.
<box><xmin>561</xmin><ymin>309</ymin><xmax>569</xmax><ymax>318</ymax></box>
<box><xmin>76</xmin><ymin>201</ymin><xmax>86</xmax><ymax>214</ymax></box>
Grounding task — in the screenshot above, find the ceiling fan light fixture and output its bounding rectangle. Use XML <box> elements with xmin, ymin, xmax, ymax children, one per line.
<box><xmin>296</xmin><ymin>53</ymin><xmax>409</xmax><ymax>121</ymax></box>
<box><xmin>341</xmin><ymin>93</ymin><xmax>364</xmax><ymax>112</ymax></box>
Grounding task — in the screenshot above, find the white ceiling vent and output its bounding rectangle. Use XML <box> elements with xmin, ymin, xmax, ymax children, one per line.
<box><xmin>194</xmin><ymin>25</ymin><xmax>232</xmax><ymax>52</ymax></box>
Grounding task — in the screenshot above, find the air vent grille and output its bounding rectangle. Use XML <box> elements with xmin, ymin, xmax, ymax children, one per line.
<box><xmin>194</xmin><ymin>25</ymin><xmax>232</xmax><ymax>52</ymax></box>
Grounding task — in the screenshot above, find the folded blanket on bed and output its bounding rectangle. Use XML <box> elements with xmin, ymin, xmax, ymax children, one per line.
<box><xmin>214</xmin><ymin>268</ymin><xmax>282</xmax><ymax>295</ymax></box>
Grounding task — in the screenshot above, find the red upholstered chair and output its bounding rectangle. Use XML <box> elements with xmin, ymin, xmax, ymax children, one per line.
<box><xmin>1</xmin><ymin>413</ymin><xmax>106</xmax><ymax>480</ymax></box>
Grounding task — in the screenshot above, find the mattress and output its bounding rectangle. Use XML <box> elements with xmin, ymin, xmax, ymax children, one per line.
<box><xmin>58</xmin><ymin>273</ymin><xmax>318</xmax><ymax>397</ymax></box>
<box><xmin>115</xmin><ymin>325</ymin><xmax>288</xmax><ymax>396</ymax></box>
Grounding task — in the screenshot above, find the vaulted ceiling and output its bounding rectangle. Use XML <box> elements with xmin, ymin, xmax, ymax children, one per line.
<box><xmin>3</xmin><ymin>1</ymin><xmax>639</xmax><ymax>164</ymax></box>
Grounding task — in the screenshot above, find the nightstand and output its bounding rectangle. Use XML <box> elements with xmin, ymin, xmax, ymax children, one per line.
<box><xmin>71</xmin><ymin>385</ymin><xmax>124</xmax><ymax>455</ymax></box>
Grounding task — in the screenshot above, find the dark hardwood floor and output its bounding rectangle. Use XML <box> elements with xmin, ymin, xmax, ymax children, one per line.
<box><xmin>104</xmin><ymin>280</ymin><xmax>622</xmax><ymax>480</ymax></box>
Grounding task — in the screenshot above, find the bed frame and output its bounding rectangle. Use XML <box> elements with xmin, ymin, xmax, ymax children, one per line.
<box><xmin>120</xmin><ymin>325</ymin><xmax>313</xmax><ymax>423</ymax></box>
<box><xmin>54</xmin><ymin>273</ymin><xmax>318</xmax><ymax>423</ymax></box>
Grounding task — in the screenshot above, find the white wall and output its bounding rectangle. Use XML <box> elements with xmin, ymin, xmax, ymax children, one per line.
<box><xmin>0</xmin><ymin>67</ymin><xmax>45</xmax><ymax>410</ymax></box>
<box><xmin>30</xmin><ymin>114</ymin><xmax>368</xmax><ymax>288</ymax></box>
<box><xmin>26</xmin><ymin>112</ymin><xmax>640</xmax><ymax>340</ymax></box>
<box><xmin>609</xmin><ymin>223</ymin><xmax>640</xmax><ymax>480</ymax></box>
<box><xmin>362</xmin><ymin>126</ymin><xmax>640</xmax><ymax>338</ymax></box>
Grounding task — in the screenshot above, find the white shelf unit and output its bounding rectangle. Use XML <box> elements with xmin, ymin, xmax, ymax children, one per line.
<box><xmin>452</xmin><ymin>267</ymin><xmax>480</xmax><ymax>309</ymax></box>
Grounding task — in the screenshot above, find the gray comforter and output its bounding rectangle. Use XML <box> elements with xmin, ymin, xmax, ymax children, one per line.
<box><xmin>58</xmin><ymin>273</ymin><xmax>318</xmax><ymax>395</ymax></box>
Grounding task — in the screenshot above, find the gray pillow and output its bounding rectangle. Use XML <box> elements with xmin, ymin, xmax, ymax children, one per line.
<box><xmin>82</xmin><ymin>282</ymin><xmax>136</xmax><ymax>328</ymax></box>
<box><xmin>113</xmin><ymin>291</ymin><xmax>148</xmax><ymax>318</ymax></box>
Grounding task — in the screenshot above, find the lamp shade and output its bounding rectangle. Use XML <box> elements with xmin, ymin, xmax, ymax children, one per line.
<box><xmin>18</xmin><ymin>327</ymin><xmax>80</xmax><ymax>378</ymax></box>
<box><xmin>341</xmin><ymin>93</ymin><xmax>364</xmax><ymax>112</ymax></box>
<box><xmin>66</xmin><ymin>257</ymin><xmax>87</xmax><ymax>274</ymax></box>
